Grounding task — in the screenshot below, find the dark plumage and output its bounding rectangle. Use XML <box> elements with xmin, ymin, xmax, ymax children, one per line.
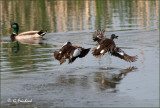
<box><xmin>92</xmin><ymin>30</ymin><xmax>138</xmax><ymax>62</ymax></box>
<box><xmin>92</xmin><ymin>30</ymin><xmax>118</xmax><ymax>58</ymax></box>
<box><xmin>54</xmin><ymin>42</ymin><xmax>90</xmax><ymax>64</ymax></box>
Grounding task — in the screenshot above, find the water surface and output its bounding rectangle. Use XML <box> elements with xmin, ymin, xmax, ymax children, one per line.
<box><xmin>0</xmin><ymin>0</ymin><xmax>159</xmax><ymax>107</ymax></box>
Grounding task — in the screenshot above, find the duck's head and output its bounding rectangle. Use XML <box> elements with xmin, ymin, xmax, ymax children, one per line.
<box><xmin>11</xmin><ymin>23</ymin><xmax>19</xmax><ymax>34</ymax></box>
<box><xmin>93</xmin><ymin>29</ymin><xmax>105</xmax><ymax>42</ymax></box>
<box><xmin>66</xmin><ymin>41</ymin><xmax>72</xmax><ymax>46</ymax></box>
<box><xmin>62</xmin><ymin>41</ymin><xmax>72</xmax><ymax>47</ymax></box>
<box><xmin>93</xmin><ymin>35</ymin><xmax>104</xmax><ymax>41</ymax></box>
<box><xmin>110</xmin><ymin>34</ymin><xmax>118</xmax><ymax>40</ymax></box>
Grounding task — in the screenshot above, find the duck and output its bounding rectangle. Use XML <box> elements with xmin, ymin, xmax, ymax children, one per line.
<box><xmin>10</xmin><ymin>23</ymin><xmax>47</xmax><ymax>41</ymax></box>
<box><xmin>92</xmin><ymin>29</ymin><xmax>138</xmax><ymax>62</ymax></box>
<box><xmin>92</xmin><ymin>29</ymin><xmax>118</xmax><ymax>57</ymax></box>
<box><xmin>54</xmin><ymin>41</ymin><xmax>90</xmax><ymax>64</ymax></box>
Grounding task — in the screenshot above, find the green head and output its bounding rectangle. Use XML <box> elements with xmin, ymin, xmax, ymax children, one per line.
<box><xmin>11</xmin><ymin>23</ymin><xmax>19</xmax><ymax>34</ymax></box>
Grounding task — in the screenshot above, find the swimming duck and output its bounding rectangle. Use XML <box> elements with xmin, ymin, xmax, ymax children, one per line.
<box><xmin>54</xmin><ymin>41</ymin><xmax>90</xmax><ymax>64</ymax></box>
<box><xmin>92</xmin><ymin>30</ymin><xmax>137</xmax><ymax>62</ymax></box>
<box><xmin>10</xmin><ymin>23</ymin><xmax>47</xmax><ymax>41</ymax></box>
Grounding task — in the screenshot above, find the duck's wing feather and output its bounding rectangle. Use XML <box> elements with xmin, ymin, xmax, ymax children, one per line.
<box><xmin>18</xmin><ymin>31</ymin><xmax>40</xmax><ymax>36</ymax></box>
<box><xmin>92</xmin><ymin>47</ymin><xmax>105</xmax><ymax>58</ymax></box>
<box><xmin>69</xmin><ymin>48</ymin><xmax>90</xmax><ymax>63</ymax></box>
<box><xmin>79</xmin><ymin>48</ymin><xmax>90</xmax><ymax>58</ymax></box>
<box><xmin>112</xmin><ymin>48</ymin><xmax>138</xmax><ymax>62</ymax></box>
<box><xmin>92</xmin><ymin>38</ymin><xmax>116</xmax><ymax>57</ymax></box>
<box><xmin>123</xmin><ymin>54</ymin><xmax>138</xmax><ymax>62</ymax></box>
<box><xmin>54</xmin><ymin>51</ymin><xmax>61</xmax><ymax>60</ymax></box>
<box><xmin>54</xmin><ymin>50</ymin><xmax>67</xmax><ymax>65</ymax></box>
<box><xmin>60</xmin><ymin>57</ymin><xmax>66</xmax><ymax>65</ymax></box>
<box><xmin>69</xmin><ymin>57</ymin><xmax>77</xmax><ymax>63</ymax></box>
<box><xmin>99</xmin><ymin>38</ymin><xmax>116</xmax><ymax>49</ymax></box>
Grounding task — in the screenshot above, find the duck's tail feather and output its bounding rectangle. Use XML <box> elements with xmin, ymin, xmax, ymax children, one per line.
<box><xmin>38</xmin><ymin>30</ymin><xmax>47</xmax><ymax>36</ymax></box>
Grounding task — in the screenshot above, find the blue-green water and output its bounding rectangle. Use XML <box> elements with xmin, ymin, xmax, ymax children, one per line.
<box><xmin>0</xmin><ymin>0</ymin><xmax>159</xmax><ymax>107</ymax></box>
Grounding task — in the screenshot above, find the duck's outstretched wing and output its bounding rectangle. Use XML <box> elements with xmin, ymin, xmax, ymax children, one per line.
<box><xmin>54</xmin><ymin>51</ymin><xmax>61</xmax><ymax>60</ymax></box>
<box><xmin>112</xmin><ymin>47</ymin><xmax>138</xmax><ymax>62</ymax></box>
<box><xmin>79</xmin><ymin>48</ymin><xmax>90</xmax><ymax>58</ymax></box>
<box><xmin>54</xmin><ymin>51</ymin><xmax>67</xmax><ymax>65</ymax></box>
<box><xmin>69</xmin><ymin>48</ymin><xmax>90</xmax><ymax>63</ymax></box>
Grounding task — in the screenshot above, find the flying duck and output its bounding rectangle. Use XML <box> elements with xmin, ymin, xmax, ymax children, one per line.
<box><xmin>92</xmin><ymin>30</ymin><xmax>138</xmax><ymax>62</ymax></box>
<box><xmin>54</xmin><ymin>41</ymin><xmax>90</xmax><ymax>64</ymax></box>
<box><xmin>10</xmin><ymin>23</ymin><xmax>47</xmax><ymax>41</ymax></box>
<box><xmin>92</xmin><ymin>29</ymin><xmax>118</xmax><ymax>57</ymax></box>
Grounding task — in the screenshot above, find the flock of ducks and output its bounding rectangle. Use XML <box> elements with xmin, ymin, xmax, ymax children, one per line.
<box><xmin>11</xmin><ymin>23</ymin><xmax>138</xmax><ymax>64</ymax></box>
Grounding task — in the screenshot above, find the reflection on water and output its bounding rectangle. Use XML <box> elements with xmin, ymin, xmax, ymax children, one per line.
<box><xmin>0</xmin><ymin>0</ymin><xmax>159</xmax><ymax>36</ymax></box>
<box><xmin>94</xmin><ymin>66</ymin><xmax>137</xmax><ymax>91</ymax></box>
<box><xmin>56</xmin><ymin>66</ymin><xmax>137</xmax><ymax>92</ymax></box>
<box><xmin>0</xmin><ymin>0</ymin><xmax>159</xmax><ymax>107</ymax></box>
<box><xmin>11</xmin><ymin>41</ymin><xmax>19</xmax><ymax>53</ymax></box>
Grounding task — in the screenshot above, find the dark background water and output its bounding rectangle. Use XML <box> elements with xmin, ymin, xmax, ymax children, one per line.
<box><xmin>0</xmin><ymin>0</ymin><xmax>159</xmax><ymax>107</ymax></box>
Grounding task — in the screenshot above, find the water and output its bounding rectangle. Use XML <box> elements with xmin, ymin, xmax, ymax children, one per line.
<box><xmin>0</xmin><ymin>0</ymin><xmax>159</xmax><ymax>107</ymax></box>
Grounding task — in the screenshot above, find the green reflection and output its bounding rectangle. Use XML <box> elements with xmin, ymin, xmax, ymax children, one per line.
<box><xmin>0</xmin><ymin>0</ymin><xmax>158</xmax><ymax>37</ymax></box>
<box><xmin>11</xmin><ymin>41</ymin><xmax>20</xmax><ymax>53</ymax></box>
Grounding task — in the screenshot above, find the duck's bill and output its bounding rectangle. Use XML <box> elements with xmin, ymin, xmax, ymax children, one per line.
<box><xmin>115</xmin><ymin>36</ymin><xmax>118</xmax><ymax>39</ymax></box>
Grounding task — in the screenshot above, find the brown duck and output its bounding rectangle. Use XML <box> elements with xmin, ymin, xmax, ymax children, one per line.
<box><xmin>92</xmin><ymin>30</ymin><xmax>138</xmax><ymax>62</ymax></box>
<box><xmin>54</xmin><ymin>41</ymin><xmax>90</xmax><ymax>64</ymax></box>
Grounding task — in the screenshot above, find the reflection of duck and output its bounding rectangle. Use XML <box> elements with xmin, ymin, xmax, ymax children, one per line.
<box><xmin>54</xmin><ymin>41</ymin><xmax>90</xmax><ymax>64</ymax></box>
<box><xmin>94</xmin><ymin>66</ymin><xmax>137</xmax><ymax>91</ymax></box>
<box><xmin>92</xmin><ymin>30</ymin><xmax>138</xmax><ymax>62</ymax></box>
<box><xmin>13</xmin><ymin>38</ymin><xmax>44</xmax><ymax>45</ymax></box>
<box><xmin>55</xmin><ymin>66</ymin><xmax>137</xmax><ymax>91</ymax></box>
<box><xmin>10</xmin><ymin>23</ymin><xmax>47</xmax><ymax>41</ymax></box>
<box><xmin>12</xmin><ymin>41</ymin><xmax>20</xmax><ymax>53</ymax></box>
